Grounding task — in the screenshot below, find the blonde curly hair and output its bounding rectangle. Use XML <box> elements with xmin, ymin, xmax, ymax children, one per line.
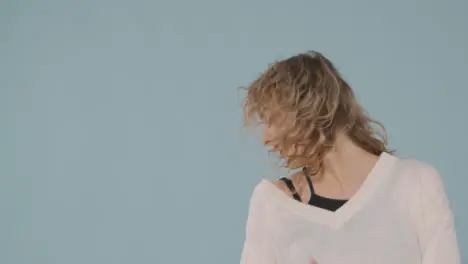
<box><xmin>242</xmin><ymin>51</ymin><xmax>392</xmax><ymax>175</ymax></box>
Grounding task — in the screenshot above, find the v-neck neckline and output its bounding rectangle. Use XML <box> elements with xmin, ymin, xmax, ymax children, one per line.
<box><xmin>261</xmin><ymin>152</ymin><xmax>398</xmax><ymax>229</ymax></box>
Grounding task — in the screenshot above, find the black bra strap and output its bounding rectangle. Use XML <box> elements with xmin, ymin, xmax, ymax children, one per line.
<box><xmin>280</xmin><ymin>178</ymin><xmax>302</xmax><ymax>202</ymax></box>
<box><xmin>302</xmin><ymin>167</ymin><xmax>315</xmax><ymax>196</ymax></box>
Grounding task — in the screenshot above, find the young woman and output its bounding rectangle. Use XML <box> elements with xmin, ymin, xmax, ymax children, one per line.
<box><xmin>240</xmin><ymin>51</ymin><xmax>460</xmax><ymax>264</ymax></box>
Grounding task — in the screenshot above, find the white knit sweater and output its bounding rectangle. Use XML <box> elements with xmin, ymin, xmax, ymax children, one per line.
<box><xmin>240</xmin><ymin>153</ymin><xmax>460</xmax><ymax>264</ymax></box>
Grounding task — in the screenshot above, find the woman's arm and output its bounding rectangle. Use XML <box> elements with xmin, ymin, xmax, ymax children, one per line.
<box><xmin>240</xmin><ymin>184</ymin><xmax>277</xmax><ymax>264</ymax></box>
<box><xmin>416</xmin><ymin>163</ymin><xmax>460</xmax><ymax>264</ymax></box>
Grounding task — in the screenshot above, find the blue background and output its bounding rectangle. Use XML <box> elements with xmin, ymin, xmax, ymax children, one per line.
<box><xmin>1</xmin><ymin>0</ymin><xmax>467</xmax><ymax>263</ymax></box>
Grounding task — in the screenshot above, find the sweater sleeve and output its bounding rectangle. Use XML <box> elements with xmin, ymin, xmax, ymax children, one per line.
<box><xmin>417</xmin><ymin>163</ymin><xmax>460</xmax><ymax>264</ymax></box>
<box><xmin>240</xmin><ymin>184</ymin><xmax>277</xmax><ymax>264</ymax></box>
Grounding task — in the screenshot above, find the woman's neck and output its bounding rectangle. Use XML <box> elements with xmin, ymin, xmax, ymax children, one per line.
<box><xmin>319</xmin><ymin>134</ymin><xmax>380</xmax><ymax>197</ymax></box>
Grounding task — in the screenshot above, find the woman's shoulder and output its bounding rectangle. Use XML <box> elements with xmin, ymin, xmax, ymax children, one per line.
<box><xmin>249</xmin><ymin>178</ymin><xmax>282</xmax><ymax>199</ymax></box>
<box><xmin>254</xmin><ymin>171</ymin><xmax>304</xmax><ymax>198</ymax></box>
<box><xmin>245</xmin><ymin>180</ymin><xmax>277</xmax><ymax>212</ymax></box>
<box><xmin>396</xmin><ymin>157</ymin><xmax>443</xmax><ymax>182</ymax></box>
<box><xmin>392</xmin><ymin>157</ymin><xmax>447</xmax><ymax>200</ymax></box>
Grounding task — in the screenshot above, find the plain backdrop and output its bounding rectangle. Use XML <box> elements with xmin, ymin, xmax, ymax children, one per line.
<box><xmin>1</xmin><ymin>0</ymin><xmax>467</xmax><ymax>263</ymax></box>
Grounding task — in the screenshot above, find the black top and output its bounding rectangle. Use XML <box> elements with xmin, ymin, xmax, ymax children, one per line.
<box><xmin>280</xmin><ymin>168</ymin><xmax>348</xmax><ymax>212</ymax></box>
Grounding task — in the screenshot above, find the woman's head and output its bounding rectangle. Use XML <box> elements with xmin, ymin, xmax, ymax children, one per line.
<box><xmin>242</xmin><ymin>51</ymin><xmax>391</xmax><ymax>174</ymax></box>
